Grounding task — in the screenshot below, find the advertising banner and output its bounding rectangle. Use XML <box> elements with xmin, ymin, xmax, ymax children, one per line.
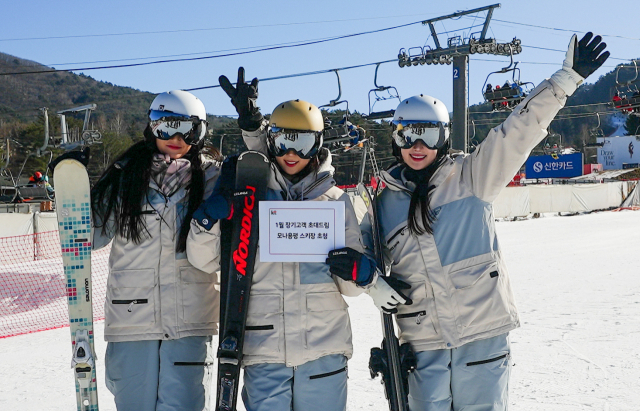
<box><xmin>525</xmin><ymin>153</ymin><xmax>583</xmax><ymax>178</ymax></box>
<box><xmin>597</xmin><ymin>136</ymin><xmax>640</xmax><ymax>169</ymax></box>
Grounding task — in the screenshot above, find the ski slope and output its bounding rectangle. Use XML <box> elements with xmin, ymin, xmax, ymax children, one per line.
<box><xmin>1</xmin><ymin>210</ymin><xmax>639</xmax><ymax>411</ymax></box>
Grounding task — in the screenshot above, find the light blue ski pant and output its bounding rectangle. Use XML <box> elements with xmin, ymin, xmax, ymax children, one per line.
<box><xmin>408</xmin><ymin>333</ymin><xmax>511</xmax><ymax>411</ymax></box>
<box><xmin>105</xmin><ymin>336</ymin><xmax>214</xmax><ymax>411</ymax></box>
<box><xmin>241</xmin><ymin>354</ymin><xmax>348</xmax><ymax>411</ymax></box>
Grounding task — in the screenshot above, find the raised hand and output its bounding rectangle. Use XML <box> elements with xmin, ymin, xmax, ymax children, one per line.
<box><xmin>551</xmin><ymin>32</ymin><xmax>609</xmax><ymax>96</ymax></box>
<box><xmin>219</xmin><ymin>67</ymin><xmax>263</xmax><ymax>131</ymax></box>
<box><xmin>565</xmin><ymin>32</ymin><xmax>610</xmax><ymax>80</ymax></box>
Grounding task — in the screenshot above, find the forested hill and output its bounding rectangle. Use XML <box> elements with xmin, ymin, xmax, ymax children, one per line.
<box><xmin>0</xmin><ymin>52</ymin><xmax>234</xmax><ymax>183</ymax></box>
<box><xmin>0</xmin><ymin>52</ymin><xmax>155</xmax><ymax>126</ymax></box>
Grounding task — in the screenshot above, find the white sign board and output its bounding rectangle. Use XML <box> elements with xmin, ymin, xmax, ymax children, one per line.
<box><xmin>259</xmin><ymin>201</ymin><xmax>345</xmax><ymax>262</ymax></box>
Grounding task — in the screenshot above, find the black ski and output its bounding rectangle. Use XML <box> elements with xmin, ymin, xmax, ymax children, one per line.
<box><xmin>216</xmin><ymin>151</ymin><xmax>270</xmax><ymax>411</ymax></box>
<box><xmin>358</xmin><ymin>183</ymin><xmax>410</xmax><ymax>411</ymax></box>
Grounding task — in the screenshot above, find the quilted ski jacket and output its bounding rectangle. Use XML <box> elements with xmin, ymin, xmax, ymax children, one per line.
<box><xmin>93</xmin><ymin>157</ymin><xmax>220</xmax><ymax>342</ymax></box>
<box><xmin>187</xmin><ymin>145</ymin><xmax>367</xmax><ymax>367</ymax></box>
<box><xmin>363</xmin><ymin>79</ymin><xmax>567</xmax><ymax>352</ymax></box>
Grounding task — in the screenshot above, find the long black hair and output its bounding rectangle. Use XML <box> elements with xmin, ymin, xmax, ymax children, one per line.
<box><xmin>91</xmin><ymin>126</ymin><xmax>218</xmax><ymax>252</ymax></box>
<box><xmin>392</xmin><ymin>140</ymin><xmax>449</xmax><ymax>236</ymax></box>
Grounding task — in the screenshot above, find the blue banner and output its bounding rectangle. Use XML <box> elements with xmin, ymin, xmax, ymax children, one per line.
<box><xmin>525</xmin><ymin>153</ymin><xmax>583</xmax><ymax>178</ymax></box>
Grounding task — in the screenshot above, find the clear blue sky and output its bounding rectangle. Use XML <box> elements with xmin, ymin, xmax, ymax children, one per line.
<box><xmin>2</xmin><ymin>0</ymin><xmax>639</xmax><ymax>119</ymax></box>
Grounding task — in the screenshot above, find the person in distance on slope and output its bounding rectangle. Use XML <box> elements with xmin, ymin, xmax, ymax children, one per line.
<box><xmin>361</xmin><ymin>32</ymin><xmax>609</xmax><ymax>411</ymax></box>
<box><xmin>91</xmin><ymin>90</ymin><xmax>222</xmax><ymax>411</ymax></box>
<box><xmin>187</xmin><ymin>68</ymin><xmax>393</xmax><ymax>411</ymax></box>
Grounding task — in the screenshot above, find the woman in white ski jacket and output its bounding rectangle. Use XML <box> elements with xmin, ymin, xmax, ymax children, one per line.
<box><xmin>363</xmin><ymin>33</ymin><xmax>609</xmax><ymax>411</ymax></box>
<box><xmin>92</xmin><ymin>90</ymin><xmax>221</xmax><ymax>411</ymax></box>
<box><xmin>188</xmin><ymin>91</ymin><xmax>377</xmax><ymax>411</ymax></box>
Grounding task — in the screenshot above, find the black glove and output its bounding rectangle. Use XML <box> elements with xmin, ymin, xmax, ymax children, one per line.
<box><xmin>219</xmin><ymin>67</ymin><xmax>263</xmax><ymax>131</ymax></box>
<box><xmin>571</xmin><ymin>32</ymin><xmax>609</xmax><ymax>79</ymax></box>
<box><xmin>326</xmin><ymin>247</ymin><xmax>376</xmax><ymax>286</ymax></box>
<box><xmin>551</xmin><ymin>32</ymin><xmax>609</xmax><ymax>96</ymax></box>
<box><xmin>193</xmin><ymin>156</ymin><xmax>237</xmax><ymax>230</ymax></box>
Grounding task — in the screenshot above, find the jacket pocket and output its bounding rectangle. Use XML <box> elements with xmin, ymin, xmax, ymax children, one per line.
<box><xmin>448</xmin><ymin>260</ymin><xmax>496</xmax><ymax>290</ymax></box>
<box><xmin>305</xmin><ymin>291</ymin><xmax>351</xmax><ymax>351</ymax></box>
<box><xmin>450</xmin><ymin>262</ymin><xmax>511</xmax><ymax>335</ymax></box>
<box><xmin>244</xmin><ymin>293</ymin><xmax>282</xmax><ymax>356</ymax></box>
<box><xmin>180</xmin><ymin>266</ymin><xmax>219</xmax><ymax>324</ymax></box>
<box><xmin>396</xmin><ymin>284</ymin><xmax>438</xmax><ymax>343</ymax></box>
<box><xmin>106</xmin><ymin>269</ymin><xmax>156</xmax><ymax>328</ymax></box>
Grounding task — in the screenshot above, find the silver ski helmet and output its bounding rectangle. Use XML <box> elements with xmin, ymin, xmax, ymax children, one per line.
<box><xmin>147</xmin><ymin>90</ymin><xmax>208</xmax><ymax>145</ymax></box>
<box><xmin>392</xmin><ymin>94</ymin><xmax>450</xmax><ymax>150</ymax></box>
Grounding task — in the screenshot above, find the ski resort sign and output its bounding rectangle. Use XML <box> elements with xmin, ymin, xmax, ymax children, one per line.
<box><xmin>525</xmin><ymin>153</ymin><xmax>583</xmax><ymax>179</ymax></box>
<box><xmin>259</xmin><ymin>201</ymin><xmax>345</xmax><ymax>262</ymax></box>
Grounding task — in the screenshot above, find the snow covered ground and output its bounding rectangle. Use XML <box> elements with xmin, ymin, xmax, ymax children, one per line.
<box><xmin>1</xmin><ymin>210</ymin><xmax>639</xmax><ymax>411</ymax></box>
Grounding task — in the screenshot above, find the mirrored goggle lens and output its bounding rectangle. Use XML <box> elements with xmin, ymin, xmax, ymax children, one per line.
<box><xmin>269</xmin><ymin>127</ymin><xmax>320</xmax><ymax>158</ymax></box>
<box><xmin>393</xmin><ymin>122</ymin><xmax>444</xmax><ymax>149</ymax></box>
<box><xmin>149</xmin><ymin>109</ymin><xmax>193</xmax><ymax>122</ymax></box>
<box><xmin>150</xmin><ymin>120</ymin><xmax>204</xmax><ymax>144</ymax></box>
<box><xmin>149</xmin><ymin>111</ymin><xmax>205</xmax><ymax>144</ymax></box>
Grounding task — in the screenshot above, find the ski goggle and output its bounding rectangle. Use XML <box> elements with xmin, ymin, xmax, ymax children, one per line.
<box><xmin>267</xmin><ymin>126</ymin><xmax>323</xmax><ymax>159</ymax></box>
<box><xmin>148</xmin><ymin>110</ymin><xmax>207</xmax><ymax>145</ymax></box>
<box><xmin>392</xmin><ymin>121</ymin><xmax>449</xmax><ymax>150</ymax></box>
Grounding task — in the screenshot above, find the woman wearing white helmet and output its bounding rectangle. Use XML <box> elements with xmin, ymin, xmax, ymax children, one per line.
<box><xmin>91</xmin><ymin>90</ymin><xmax>222</xmax><ymax>411</ymax></box>
<box><xmin>362</xmin><ymin>33</ymin><xmax>609</xmax><ymax>410</ymax></box>
<box><xmin>187</xmin><ymin>68</ymin><xmax>377</xmax><ymax>411</ymax></box>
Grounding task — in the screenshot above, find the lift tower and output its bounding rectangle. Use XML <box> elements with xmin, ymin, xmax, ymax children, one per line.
<box><xmin>397</xmin><ymin>4</ymin><xmax>522</xmax><ymax>152</ymax></box>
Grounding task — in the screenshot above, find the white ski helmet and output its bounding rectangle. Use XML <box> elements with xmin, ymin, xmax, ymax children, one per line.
<box><xmin>392</xmin><ymin>94</ymin><xmax>450</xmax><ymax>150</ymax></box>
<box><xmin>148</xmin><ymin>90</ymin><xmax>208</xmax><ymax>145</ymax></box>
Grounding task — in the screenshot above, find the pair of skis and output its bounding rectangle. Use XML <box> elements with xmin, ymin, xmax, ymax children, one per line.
<box><xmin>358</xmin><ymin>182</ymin><xmax>413</xmax><ymax>411</ymax></box>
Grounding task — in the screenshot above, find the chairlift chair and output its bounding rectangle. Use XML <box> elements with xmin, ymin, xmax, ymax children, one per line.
<box><xmin>365</xmin><ymin>63</ymin><xmax>401</xmax><ymax>121</ymax></box>
<box><xmin>482</xmin><ymin>47</ymin><xmax>533</xmax><ymax>112</ymax></box>
<box><xmin>612</xmin><ymin>60</ymin><xmax>640</xmax><ymax>116</ymax></box>
<box><xmin>589</xmin><ymin>113</ymin><xmax>605</xmax><ymax>138</ymax></box>
<box><xmin>320</xmin><ymin>70</ymin><xmax>354</xmax><ymax>148</ymax></box>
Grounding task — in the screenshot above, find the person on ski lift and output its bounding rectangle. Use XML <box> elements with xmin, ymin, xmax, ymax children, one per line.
<box><xmin>360</xmin><ymin>32</ymin><xmax>609</xmax><ymax>411</ymax></box>
<box><xmin>91</xmin><ymin>90</ymin><xmax>222</xmax><ymax>411</ymax></box>
<box><xmin>28</xmin><ymin>171</ymin><xmax>44</xmax><ymax>186</ymax></box>
<box><xmin>187</xmin><ymin>67</ymin><xmax>384</xmax><ymax>411</ymax></box>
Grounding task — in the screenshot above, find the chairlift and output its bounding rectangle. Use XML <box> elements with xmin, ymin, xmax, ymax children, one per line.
<box><xmin>467</xmin><ymin>120</ymin><xmax>478</xmax><ymax>152</ymax></box>
<box><xmin>320</xmin><ymin>70</ymin><xmax>353</xmax><ymax>148</ymax></box>
<box><xmin>543</xmin><ymin>128</ymin><xmax>563</xmax><ymax>157</ymax></box>
<box><xmin>365</xmin><ymin>63</ymin><xmax>401</xmax><ymax>121</ymax></box>
<box><xmin>612</xmin><ymin>60</ymin><xmax>640</xmax><ymax>116</ymax></box>
<box><xmin>589</xmin><ymin>113</ymin><xmax>605</xmax><ymax>138</ymax></box>
<box><xmin>57</xmin><ymin>104</ymin><xmax>103</xmax><ymax>150</ymax></box>
<box><xmin>481</xmin><ymin>46</ymin><xmax>533</xmax><ymax>112</ymax></box>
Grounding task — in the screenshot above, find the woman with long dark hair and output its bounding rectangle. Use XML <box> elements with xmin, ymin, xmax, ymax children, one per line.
<box><xmin>91</xmin><ymin>90</ymin><xmax>221</xmax><ymax>411</ymax></box>
<box><xmin>363</xmin><ymin>33</ymin><xmax>609</xmax><ymax>410</ymax></box>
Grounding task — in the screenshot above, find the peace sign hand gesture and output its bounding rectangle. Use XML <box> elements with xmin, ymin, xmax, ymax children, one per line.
<box><xmin>219</xmin><ymin>67</ymin><xmax>264</xmax><ymax>131</ymax></box>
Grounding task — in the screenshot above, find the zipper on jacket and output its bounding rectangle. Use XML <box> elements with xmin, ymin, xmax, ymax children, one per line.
<box><xmin>466</xmin><ymin>353</ymin><xmax>508</xmax><ymax>367</ymax></box>
<box><xmin>309</xmin><ymin>366</ymin><xmax>347</xmax><ymax>380</ymax></box>
<box><xmin>112</xmin><ymin>299</ymin><xmax>148</xmax><ymax>312</ymax></box>
<box><xmin>518</xmin><ymin>87</ymin><xmax>548</xmax><ymax>114</ymax></box>
<box><xmin>245</xmin><ymin>325</ymin><xmax>274</xmax><ymax>331</ymax></box>
<box><xmin>388</xmin><ymin>226</ymin><xmax>408</xmax><ymax>243</ymax></box>
<box><xmin>397</xmin><ymin>310</ymin><xmax>426</xmax><ymax>324</ymax></box>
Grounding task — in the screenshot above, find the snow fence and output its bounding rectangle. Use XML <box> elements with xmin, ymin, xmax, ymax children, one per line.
<box><xmin>0</xmin><ymin>230</ymin><xmax>110</xmax><ymax>338</ymax></box>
